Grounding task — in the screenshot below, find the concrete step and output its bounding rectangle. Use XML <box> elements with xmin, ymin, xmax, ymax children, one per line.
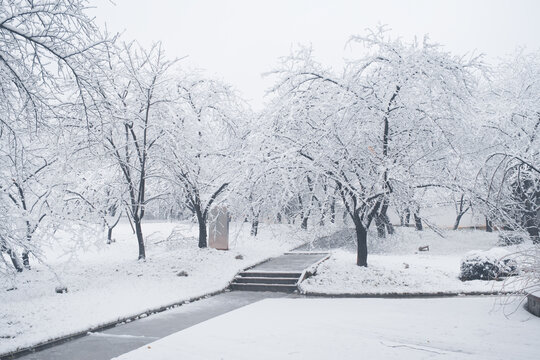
<box><xmin>234</xmin><ymin>276</ymin><xmax>298</xmax><ymax>285</ymax></box>
<box><xmin>239</xmin><ymin>271</ymin><xmax>302</xmax><ymax>278</ymax></box>
<box><xmin>229</xmin><ymin>283</ymin><xmax>297</xmax><ymax>292</ymax></box>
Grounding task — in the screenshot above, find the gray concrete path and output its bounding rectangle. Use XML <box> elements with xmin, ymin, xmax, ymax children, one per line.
<box><xmin>248</xmin><ymin>252</ymin><xmax>329</xmax><ymax>272</ymax></box>
<box><xmin>12</xmin><ymin>291</ymin><xmax>291</xmax><ymax>360</ymax></box>
<box><xmin>10</xmin><ymin>251</ymin><xmax>329</xmax><ymax>360</ymax></box>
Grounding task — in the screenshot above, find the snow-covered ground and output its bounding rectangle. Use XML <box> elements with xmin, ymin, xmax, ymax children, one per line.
<box><xmin>1</xmin><ymin>224</ymin><xmax>535</xmax><ymax>356</ymax></box>
<box><xmin>0</xmin><ymin>221</ymin><xmax>314</xmax><ymax>355</ymax></box>
<box><xmin>300</xmin><ymin>227</ymin><xmax>529</xmax><ymax>295</ymax></box>
<box><xmin>113</xmin><ymin>297</ymin><xmax>540</xmax><ymax>360</ymax></box>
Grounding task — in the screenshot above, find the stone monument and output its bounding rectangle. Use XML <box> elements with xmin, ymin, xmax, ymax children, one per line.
<box><xmin>208</xmin><ymin>205</ymin><xmax>229</xmax><ymax>250</ymax></box>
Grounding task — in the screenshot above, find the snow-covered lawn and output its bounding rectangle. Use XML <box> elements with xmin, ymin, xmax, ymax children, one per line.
<box><xmin>0</xmin><ymin>221</ymin><xmax>313</xmax><ymax>355</ymax></box>
<box><xmin>113</xmin><ymin>297</ymin><xmax>540</xmax><ymax>360</ymax></box>
<box><xmin>300</xmin><ymin>227</ymin><xmax>528</xmax><ymax>295</ymax></box>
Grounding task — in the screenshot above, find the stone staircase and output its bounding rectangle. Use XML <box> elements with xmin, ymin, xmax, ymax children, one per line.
<box><xmin>229</xmin><ymin>252</ymin><xmax>330</xmax><ymax>293</ymax></box>
<box><xmin>230</xmin><ymin>271</ymin><xmax>302</xmax><ymax>292</ymax></box>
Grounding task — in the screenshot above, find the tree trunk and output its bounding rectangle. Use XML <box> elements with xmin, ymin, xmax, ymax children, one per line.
<box><xmin>453</xmin><ymin>214</ymin><xmax>463</xmax><ymax>230</ymax></box>
<box><xmin>134</xmin><ymin>218</ymin><xmax>145</xmax><ymax>260</ymax></box>
<box><xmin>22</xmin><ymin>223</ymin><xmax>32</xmax><ymax>269</ymax></box>
<box><xmin>126</xmin><ymin>211</ymin><xmax>136</xmax><ymax>234</ymax></box>
<box><xmin>301</xmin><ymin>216</ymin><xmax>308</xmax><ymax>230</ymax></box>
<box><xmin>377</xmin><ymin>202</ymin><xmax>394</xmax><ymax>236</ymax></box>
<box><xmin>198</xmin><ymin>219</ymin><xmax>207</xmax><ymax>248</ymax></box>
<box><xmin>383</xmin><ymin>214</ymin><xmax>395</xmax><ymax>234</ymax></box>
<box><xmin>300</xmin><ymin>217</ymin><xmax>308</xmax><ymax>230</ymax></box>
<box><xmin>251</xmin><ymin>219</ymin><xmax>259</xmax><ymax>237</ymax></box>
<box><xmin>485</xmin><ymin>217</ymin><xmax>493</xmax><ymax>232</ymax></box>
<box><xmin>353</xmin><ymin>214</ymin><xmax>368</xmax><ymax>267</ymax></box>
<box><xmin>22</xmin><ymin>251</ymin><xmax>30</xmax><ymax>269</ymax></box>
<box><xmin>524</xmin><ymin>211</ymin><xmax>539</xmax><ymax>244</ymax></box>
<box><xmin>319</xmin><ymin>207</ymin><xmax>326</xmax><ymax>226</ymax></box>
<box><xmin>7</xmin><ymin>249</ymin><xmax>23</xmax><ymax>272</ymax></box>
<box><xmin>414</xmin><ymin>213</ymin><xmax>423</xmax><ymax>231</ymax></box>
<box><xmin>276</xmin><ymin>212</ymin><xmax>282</xmax><ymax>223</ymax></box>
<box><xmin>404</xmin><ymin>208</ymin><xmax>411</xmax><ymax>225</ymax></box>
<box><xmin>375</xmin><ymin>216</ymin><xmax>386</xmax><ymax>238</ymax></box>
<box><xmin>196</xmin><ymin>208</ymin><xmax>207</xmax><ymax>248</ymax></box>
<box><xmin>107</xmin><ymin>227</ymin><xmax>114</xmax><ymax>244</ymax></box>
<box><xmin>453</xmin><ymin>195</ymin><xmax>470</xmax><ymax>230</ymax></box>
<box><xmin>330</xmin><ymin>199</ymin><xmax>336</xmax><ymax>224</ymax></box>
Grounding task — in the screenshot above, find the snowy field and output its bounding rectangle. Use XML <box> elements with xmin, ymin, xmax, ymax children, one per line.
<box><xmin>1</xmin><ymin>224</ymin><xmax>535</xmax><ymax>356</ymax></box>
<box><xmin>301</xmin><ymin>227</ymin><xmax>528</xmax><ymax>295</ymax></box>
<box><xmin>113</xmin><ymin>297</ymin><xmax>540</xmax><ymax>360</ymax></box>
<box><xmin>0</xmin><ymin>221</ymin><xmax>313</xmax><ymax>355</ymax></box>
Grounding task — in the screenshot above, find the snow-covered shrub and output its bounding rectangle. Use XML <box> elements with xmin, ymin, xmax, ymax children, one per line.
<box><xmin>460</xmin><ymin>248</ymin><xmax>518</xmax><ymax>281</ymax></box>
<box><xmin>497</xmin><ymin>231</ymin><xmax>526</xmax><ymax>246</ymax></box>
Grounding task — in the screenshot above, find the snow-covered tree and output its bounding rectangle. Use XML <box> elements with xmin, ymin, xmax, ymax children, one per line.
<box><xmin>479</xmin><ymin>50</ymin><xmax>540</xmax><ymax>243</ymax></box>
<box><xmin>0</xmin><ymin>0</ymin><xmax>108</xmax><ymax>125</ymax></box>
<box><xmin>89</xmin><ymin>42</ymin><xmax>175</xmax><ymax>260</ymax></box>
<box><xmin>477</xmin><ymin>49</ymin><xmax>540</xmax><ymax>295</ymax></box>
<box><xmin>65</xmin><ymin>157</ymin><xmax>124</xmax><ymax>245</ymax></box>
<box><xmin>268</xmin><ymin>28</ymin><xmax>481</xmax><ymax>266</ymax></box>
<box><xmin>0</xmin><ymin>0</ymin><xmax>109</xmax><ymax>271</ymax></box>
<box><xmin>229</xmin><ymin>111</ymin><xmax>314</xmax><ymax>235</ymax></box>
<box><xmin>163</xmin><ymin>73</ymin><xmax>248</xmax><ymax>247</ymax></box>
<box><xmin>0</xmin><ymin>130</ymin><xmax>57</xmax><ymax>269</ymax></box>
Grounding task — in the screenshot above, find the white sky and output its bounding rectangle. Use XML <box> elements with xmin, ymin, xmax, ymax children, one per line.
<box><xmin>89</xmin><ymin>0</ymin><xmax>540</xmax><ymax>109</ymax></box>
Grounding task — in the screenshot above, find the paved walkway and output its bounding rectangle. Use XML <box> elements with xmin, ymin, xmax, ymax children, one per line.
<box><xmin>11</xmin><ymin>252</ymin><xmax>329</xmax><ymax>360</ymax></box>
<box><xmin>249</xmin><ymin>252</ymin><xmax>328</xmax><ymax>272</ymax></box>
<box><xmin>13</xmin><ymin>291</ymin><xmax>291</xmax><ymax>360</ymax></box>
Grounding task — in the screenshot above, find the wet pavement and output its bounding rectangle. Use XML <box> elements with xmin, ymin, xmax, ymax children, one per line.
<box><xmin>13</xmin><ymin>291</ymin><xmax>292</xmax><ymax>360</ymax></box>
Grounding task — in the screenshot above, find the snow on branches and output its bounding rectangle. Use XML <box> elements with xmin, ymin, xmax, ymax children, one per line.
<box><xmin>267</xmin><ymin>27</ymin><xmax>483</xmax><ymax>266</ymax></box>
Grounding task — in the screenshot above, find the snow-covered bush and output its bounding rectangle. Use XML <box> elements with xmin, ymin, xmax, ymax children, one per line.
<box><xmin>460</xmin><ymin>248</ymin><xmax>518</xmax><ymax>281</ymax></box>
<box><xmin>497</xmin><ymin>231</ymin><xmax>527</xmax><ymax>246</ymax></box>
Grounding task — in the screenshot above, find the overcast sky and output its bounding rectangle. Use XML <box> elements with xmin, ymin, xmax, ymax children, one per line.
<box><xmin>89</xmin><ymin>0</ymin><xmax>540</xmax><ymax>109</ymax></box>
